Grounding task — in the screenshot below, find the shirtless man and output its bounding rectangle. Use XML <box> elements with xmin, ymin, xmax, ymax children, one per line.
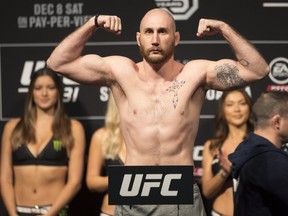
<box><xmin>47</xmin><ymin>8</ymin><xmax>270</xmax><ymax>216</ymax></box>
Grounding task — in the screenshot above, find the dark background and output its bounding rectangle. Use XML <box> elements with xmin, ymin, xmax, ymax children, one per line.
<box><xmin>1</xmin><ymin>0</ymin><xmax>288</xmax><ymax>215</ymax></box>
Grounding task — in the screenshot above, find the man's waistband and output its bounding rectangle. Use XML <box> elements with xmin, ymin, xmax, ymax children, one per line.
<box><xmin>16</xmin><ymin>205</ymin><xmax>51</xmax><ymax>214</ymax></box>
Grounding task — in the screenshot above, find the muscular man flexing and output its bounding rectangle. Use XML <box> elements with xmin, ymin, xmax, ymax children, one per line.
<box><xmin>47</xmin><ymin>8</ymin><xmax>269</xmax><ymax>215</ymax></box>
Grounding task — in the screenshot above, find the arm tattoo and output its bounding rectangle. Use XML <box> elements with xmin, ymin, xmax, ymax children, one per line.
<box><xmin>166</xmin><ymin>79</ymin><xmax>186</xmax><ymax>109</ymax></box>
<box><xmin>239</xmin><ymin>59</ymin><xmax>249</xmax><ymax>66</ymax></box>
<box><xmin>215</xmin><ymin>63</ymin><xmax>246</xmax><ymax>88</ymax></box>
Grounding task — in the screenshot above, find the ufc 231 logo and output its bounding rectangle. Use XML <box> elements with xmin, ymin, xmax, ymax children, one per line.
<box><xmin>120</xmin><ymin>173</ymin><xmax>181</xmax><ymax>197</ymax></box>
<box><xmin>19</xmin><ymin>61</ymin><xmax>79</xmax><ymax>103</ymax></box>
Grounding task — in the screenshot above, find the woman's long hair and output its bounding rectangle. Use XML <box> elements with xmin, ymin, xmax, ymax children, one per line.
<box><xmin>101</xmin><ymin>91</ymin><xmax>123</xmax><ymax>159</ymax></box>
<box><xmin>209</xmin><ymin>89</ymin><xmax>254</xmax><ymax>152</ymax></box>
<box><xmin>11</xmin><ymin>67</ymin><xmax>73</xmax><ymax>149</ymax></box>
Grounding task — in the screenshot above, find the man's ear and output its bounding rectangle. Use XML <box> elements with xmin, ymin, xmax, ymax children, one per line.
<box><xmin>272</xmin><ymin>114</ymin><xmax>281</xmax><ymax>130</ymax></box>
<box><xmin>136</xmin><ymin>32</ymin><xmax>140</xmax><ymax>46</ymax></box>
<box><xmin>175</xmin><ymin>31</ymin><xmax>180</xmax><ymax>46</ymax></box>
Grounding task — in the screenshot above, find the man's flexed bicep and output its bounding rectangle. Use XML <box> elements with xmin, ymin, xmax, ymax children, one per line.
<box><xmin>197</xmin><ymin>18</ymin><xmax>270</xmax><ymax>90</ymax></box>
<box><xmin>49</xmin><ymin>54</ymin><xmax>115</xmax><ymax>85</ymax></box>
<box><xmin>46</xmin><ymin>15</ymin><xmax>122</xmax><ymax>85</ymax></box>
<box><xmin>204</xmin><ymin>59</ymin><xmax>262</xmax><ymax>91</ymax></box>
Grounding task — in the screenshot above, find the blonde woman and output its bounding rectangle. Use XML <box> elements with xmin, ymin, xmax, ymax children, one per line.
<box><xmin>201</xmin><ymin>89</ymin><xmax>253</xmax><ymax>216</ymax></box>
<box><xmin>0</xmin><ymin>68</ymin><xmax>85</xmax><ymax>216</ymax></box>
<box><xmin>86</xmin><ymin>92</ymin><xmax>126</xmax><ymax>216</ymax></box>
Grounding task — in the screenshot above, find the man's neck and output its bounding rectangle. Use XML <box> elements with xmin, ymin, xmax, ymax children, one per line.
<box><xmin>254</xmin><ymin>129</ymin><xmax>281</xmax><ymax>148</ymax></box>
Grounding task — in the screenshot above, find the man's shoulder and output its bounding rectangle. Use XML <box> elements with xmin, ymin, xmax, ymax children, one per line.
<box><xmin>182</xmin><ymin>59</ymin><xmax>210</xmax><ymax>70</ymax></box>
<box><xmin>109</xmin><ymin>55</ymin><xmax>138</xmax><ymax>70</ymax></box>
<box><xmin>242</xmin><ymin>148</ymin><xmax>288</xmax><ymax>174</ymax></box>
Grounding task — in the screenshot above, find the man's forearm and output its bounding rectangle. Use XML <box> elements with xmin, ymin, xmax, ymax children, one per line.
<box><xmin>221</xmin><ymin>24</ymin><xmax>270</xmax><ymax>78</ymax></box>
<box><xmin>47</xmin><ymin>16</ymin><xmax>97</xmax><ymax>72</ymax></box>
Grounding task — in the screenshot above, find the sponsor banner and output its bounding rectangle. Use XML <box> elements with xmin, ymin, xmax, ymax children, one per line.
<box><xmin>0</xmin><ymin>46</ymin><xmax>137</xmax><ymax>119</ymax></box>
<box><xmin>1</xmin><ymin>0</ymin><xmax>288</xmax><ymax>177</ymax></box>
<box><xmin>268</xmin><ymin>57</ymin><xmax>288</xmax><ymax>85</ymax></box>
<box><xmin>108</xmin><ymin>165</ymin><xmax>194</xmax><ymax>205</ymax></box>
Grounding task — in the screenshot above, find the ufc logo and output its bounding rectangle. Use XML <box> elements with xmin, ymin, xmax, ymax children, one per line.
<box><xmin>120</xmin><ymin>173</ymin><xmax>182</xmax><ymax>197</ymax></box>
<box><xmin>108</xmin><ymin>165</ymin><xmax>194</xmax><ymax>204</ymax></box>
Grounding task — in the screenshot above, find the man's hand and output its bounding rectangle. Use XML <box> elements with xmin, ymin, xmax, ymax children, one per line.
<box><xmin>96</xmin><ymin>15</ymin><xmax>122</xmax><ymax>35</ymax></box>
<box><xmin>196</xmin><ymin>18</ymin><xmax>226</xmax><ymax>37</ymax></box>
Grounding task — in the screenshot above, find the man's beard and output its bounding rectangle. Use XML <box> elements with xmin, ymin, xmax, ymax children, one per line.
<box><xmin>139</xmin><ymin>44</ymin><xmax>175</xmax><ymax>64</ymax></box>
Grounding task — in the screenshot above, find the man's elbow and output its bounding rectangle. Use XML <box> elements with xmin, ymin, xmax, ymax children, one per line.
<box><xmin>263</xmin><ymin>64</ymin><xmax>271</xmax><ymax>77</ymax></box>
<box><xmin>46</xmin><ymin>57</ymin><xmax>59</xmax><ymax>72</ymax></box>
<box><xmin>253</xmin><ymin>63</ymin><xmax>270</xmax><ymax>81</ymax></box>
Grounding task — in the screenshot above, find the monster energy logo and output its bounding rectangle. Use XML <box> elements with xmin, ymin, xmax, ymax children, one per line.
<box><xmin>58</xmin><ymin>208</ymin><xmax>68</xmax><ymax>216</ymax></box>
<box><xmin>53</xmin><ymin>140</ymin><xmax>62</xmax><ymax>151</ymax></box>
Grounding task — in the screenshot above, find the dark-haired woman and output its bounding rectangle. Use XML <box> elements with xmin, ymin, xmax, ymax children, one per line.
<box><xmin>1</xmin><ymin>68</ymin><xmax>85</xmax><ymax>216</ymax></box>
<box><xmin>201</xmin><ymin>89</ymin><xmax>253</xmax><ymax>216</ymax></box>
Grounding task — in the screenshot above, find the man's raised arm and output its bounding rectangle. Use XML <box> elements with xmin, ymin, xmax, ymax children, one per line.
<box><xmin>46</xmin><ymin>15</ymin><xmax>122</xmax><ymax>84</ymax></box>
<box><xmin>197</xmin><ymin>19</ymin><xmax>270</xmax><ymax>89</ymax></box>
